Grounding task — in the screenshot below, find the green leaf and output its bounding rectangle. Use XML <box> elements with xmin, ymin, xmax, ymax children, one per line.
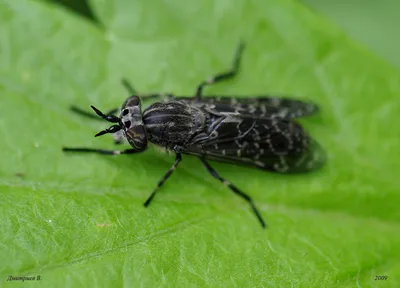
<box><xmin>301</xmin><ymin>0</ymin><xmax>400</xmax><ymax>69</ymax></box>
<box><xmin>1</xmin><ymin>0</ymin><xmax>399</xmax><ymax>287</ymax></box>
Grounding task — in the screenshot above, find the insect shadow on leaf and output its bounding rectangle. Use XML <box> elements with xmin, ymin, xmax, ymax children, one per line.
<box><xmin>63</xmin><ymin>42</ymin><xmax>326</xmax><ymax>229</ymax></box>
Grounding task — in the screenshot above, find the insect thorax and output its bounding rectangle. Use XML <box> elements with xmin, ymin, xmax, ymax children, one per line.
<box><xmin>142</xmin><ymin>101</ymin><xmax>206</xmax><ymax>149</ymax></box>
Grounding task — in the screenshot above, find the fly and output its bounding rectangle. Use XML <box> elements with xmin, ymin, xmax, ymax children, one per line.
<box><xmin>63</xmin><ymin>43</ymin><xmax>325</xmax><ymax>228</ymax></box>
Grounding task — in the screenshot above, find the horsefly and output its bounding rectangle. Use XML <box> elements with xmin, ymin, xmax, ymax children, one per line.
<box><xmin>63</xmin><ymin>43</ymin><xmax>325</xmax><ymax>228</ymax></box>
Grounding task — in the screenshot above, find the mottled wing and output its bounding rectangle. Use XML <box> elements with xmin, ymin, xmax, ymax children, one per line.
<box><xmin>185</xmin><ymin>109</ymin><xmax>325</xmax><ymax>173</ymax></box>
<box><xmin>175</xmin><ymin>95</ymin><xmax>319</xmax><ymax>120</ymax></box>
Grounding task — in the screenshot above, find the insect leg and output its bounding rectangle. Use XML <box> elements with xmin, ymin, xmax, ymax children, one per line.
<box><xmin>199</xmin><ymin>158</ymin><xmax>266</xmax><ymax>228</ymax></box>
<box><xmin>62</xmin><ymin>147</ymin><xmax>141</xmax><ymax>155</ymax></box>
<box><xmin>121</xmin><ymin>78</ymin><xmax>137</xmax><ymax>95</ymax></box>
<box><xmin>70</xmin><ymin>106</ymin><xmax>118</xmax><ymax>121</ymax></box>
<box><xmin>144</xmin><ymin>153</ymin><xmax>182</xmax><ymax>207</ymax></box>
<box><xmin>121</xmin><ymin>78</ymin><xmax>174</xmax><ymax>101</ymax></box>
<box><xmin>195</xmin><ymin>41</ymin><xmax>244</xmax><ymax>100</ymax></box>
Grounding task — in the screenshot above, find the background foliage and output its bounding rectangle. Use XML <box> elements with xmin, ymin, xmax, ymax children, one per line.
<box><xmin>302</xmin><ymin>0</ymin><xmax>400</xmax><ymax>69</ymax></box>
<box><xmin>1</xmin><ymin>0</ymin><xmax>399</xmax><ymax>287</ymax></box>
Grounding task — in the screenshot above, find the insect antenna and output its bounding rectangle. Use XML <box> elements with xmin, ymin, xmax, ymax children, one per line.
<box><xmin>89</xmin><ymin>106</ymin><xmax>123</xmax><ymax>137</ymax></box>
<box><xmin>94</xmin><ymin>125</ymin><xmax>122</xmax><ymax>137</ymax></box>
<box><xmin>91</xmin><ymin>105</ymin><xmax>120</xmax><ymax>123</ymax></box>
<box><xmin>70</xmin><ymin>106</ymin><xmax>119</xmax><ymax>121</ymax></box>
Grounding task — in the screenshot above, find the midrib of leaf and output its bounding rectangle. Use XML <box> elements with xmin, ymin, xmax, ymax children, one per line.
<box><xmin>5</xmin><ymin>214</ymin><xmax>210</xmax><ymax>277</ymax></box>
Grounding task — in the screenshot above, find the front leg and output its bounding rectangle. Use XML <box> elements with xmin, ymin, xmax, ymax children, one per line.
<box><xmin>143</xmin><ymin>153</ymin><xmax>182</xmax><ymax>207</ymax></box>
<box><xmin>62</xmin><ymin>147</ymin><xmax>142</xmax><ymax>155</ymax></box>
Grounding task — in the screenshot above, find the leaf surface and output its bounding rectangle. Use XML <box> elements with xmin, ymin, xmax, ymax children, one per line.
<box><xmin>0</xmin><ymin>0</ymin><xmax>399</xmax><ymax>286</ymax></box>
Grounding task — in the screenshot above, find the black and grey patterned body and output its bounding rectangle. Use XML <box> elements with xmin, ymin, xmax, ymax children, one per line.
<box><xmin>63</xmin><ymin>42</ymin><xmax>326</xmax><ymax>228</ymax></box>
<box><xmin>141</xmin><ymin>99</ymin><xmax>323</xmax><ymax>173</ymax></box>
<box><xmin>142</xmin><ymin>101</ymin><xmax>206</xmax><ymax>150</ymax></box>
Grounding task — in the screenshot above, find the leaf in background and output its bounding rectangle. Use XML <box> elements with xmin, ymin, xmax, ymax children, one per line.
<box><xmin>301</xmin><ymin>0</ymin><xmax>400</xmax><ymax>69</ymax></box>
<box><xmin>0</xmin><ymin>0</ymin><xmax>399</xmax><ymax>287</ymax></box>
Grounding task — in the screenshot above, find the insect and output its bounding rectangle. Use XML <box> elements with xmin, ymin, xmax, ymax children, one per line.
<box><xmin>63</xmin><ymin>43</ymin><xmax>325</xmax><ymax>228</ymax></box>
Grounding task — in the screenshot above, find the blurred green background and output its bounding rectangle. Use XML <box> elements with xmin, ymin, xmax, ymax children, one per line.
<box><xmin>47</xmin><ymin>0</ymin><xmax>400</xmax><ymax>68</ymax></box>
<box><xmin>302</xmin><ymin>0</ymin><xmax>400</xmax><ymax>68</ymax></box>
<box><xmin>1</xmin><ymin>0</ymin><xmax>399</xmax><ymax>287</ymax></box>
